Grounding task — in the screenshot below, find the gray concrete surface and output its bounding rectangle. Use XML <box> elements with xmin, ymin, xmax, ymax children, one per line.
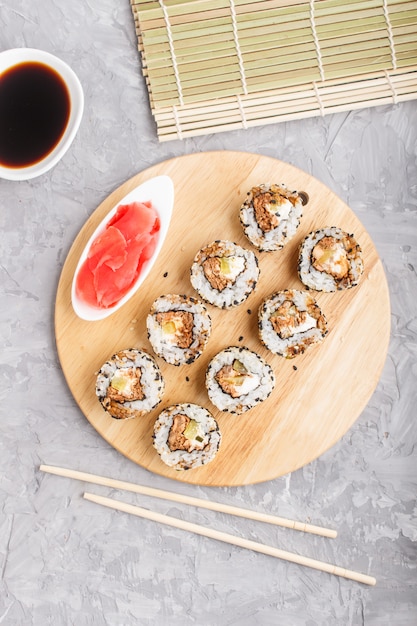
<box><xmin>1</xmin><ymin>1</ymin><xmax>416</xmax><ymax>624</ymax></box>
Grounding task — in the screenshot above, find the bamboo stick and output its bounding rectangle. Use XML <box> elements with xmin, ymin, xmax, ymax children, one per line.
<box><xmin>154</xmin><ymin>90</ymin><xmax>416</xmax><ymax>139</ymax></box>
<box><xmin>143</xmin><ymin>28</ymin><xmax>414</xmax><ymax>70</ymax></box>
<box><xmin>144</xmin><ymin>53</ymin><xmax>412</xmax><ymax>95</ymax></box>
<box><xmin>132</xmin><ymin>0</ymin><xmax>416</xmax><ymax>17</ymax></box>
<box><xmin>136</xmin><ymin>8</ymin><xmax>416</xmax><ymax>44</ymax></box>
<box><xmin>149</xmin><ymin>64</ymin><xmax>412</xmax><ymax>103</ymax></box>
<box><xmin>144</xmin><ymin>43</ymin><xmax>396</xmax><ymax>85</ymax></box>
<box><xmin>135</xmin><ymin>2</ymin><xmax>416</xmax><ymax>33</ymax></box>
<box><xmin>83</xmin><ymin>492</ymin><xmax>376</xmax><ymax>586</ymax></box>
<box><xmin>133</xmin><ymin>0</ymin><xmax>313</xmax><ymax>23</ymax></box>
<box><xmin>153</xmin><ymin>80</ymin><xmax>417</xmax><ymax>135</ymax></box>
<box><xmin>39</xmin><ymin>464</ymin><xmax>337</xmax><ymax>538</ymax></box>
<box><xmin>133</xmin><ymin>0</ymin><xmax>415</xmax><ymax>26</ymax></box>
<box><xmin>138</xmin><ymin>28</ymin><xmax>414</xmax><ymax>71</ymax></box>
<box><xmin>147</xmin><ymin>60</ymin><xmax>396</xmax><ymax>103</ymax></box>
<box><xmin>156</xmin><ymin>84</ymin><xmax>416</xmax><ymax>116</ymax></box>
<box><xmin>153</xmin><ymin>89</ymin><xmax>412</xmax><ymax>127</ymax></box>
<box><xmin>139</xmin><ymin>13</ymin><xmax>416</xmax><ymax>49</ymax></box>
<box><xmin>152</xmin><ymin>85</ymin><xmax>398</xmax><ymax>124</ymax></box>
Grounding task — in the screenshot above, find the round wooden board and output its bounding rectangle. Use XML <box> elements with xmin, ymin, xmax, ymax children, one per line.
<box><xmin>55</xmin><ymin>151</ymin><xmax>390</xmax><ymax>487</ymax></box>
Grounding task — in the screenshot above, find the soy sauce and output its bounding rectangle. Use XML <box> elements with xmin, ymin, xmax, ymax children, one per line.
<box><xmin>0</xmin><ymin>61</ymin><xmax>70</xmax><ymax>169</ymax></box>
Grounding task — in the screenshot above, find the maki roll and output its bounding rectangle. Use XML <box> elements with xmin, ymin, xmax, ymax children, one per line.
<box><xmin>96</xmin><ymin>349</ymin><xmax>164</xmax><ymax>419</ymax></box>
<box><xmin>153</xmin><ymin>403</ymin><xmax>221</xmax><ymax>470</ymax></box>
<box><xmin>147</xmin><ymin>294</ymin><xmax>211</xmax><ymax>366</ymax></box>
<box><xmin>190</xmin><ymin>240</ymin><xmax>259</xmax><ymax>309</ymax></box>
<box><xmin>239</xmin><ymin>183</ymin><xmax>304</xmax><ymax>252</ymax></box>
<box><xmin>258</xmin><ymin>289</ymin><xmax>328</xmax><ymax>358</ymax></box>
<box><xmin>298</xmin><ymin>227</ymin><xmax>364</xmax><ymax>291</ymax></box>
<box><xmin>206</xmin><ymin>346</ymin><xmax>275</xmax><ymax>414</ymax></box>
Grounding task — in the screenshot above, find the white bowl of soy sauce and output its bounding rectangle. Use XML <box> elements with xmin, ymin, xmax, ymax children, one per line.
<box><xmin>0</xmin><ymin>48</ymin><xmax>84</xmax><ymax>181</ymax></box>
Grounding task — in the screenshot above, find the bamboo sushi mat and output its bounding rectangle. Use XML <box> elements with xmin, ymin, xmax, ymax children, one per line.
<box><xmin>130</xmin><ymin>0</ymin><xmax>417</xmax><ymax>141</ymax></box>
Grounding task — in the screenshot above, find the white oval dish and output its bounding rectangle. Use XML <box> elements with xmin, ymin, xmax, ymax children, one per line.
<box><xmin>71</xmin><ymin>175</ymin><xmax>174</xmax><ymax>322</ymax></box>
<box><xmin>0</xmin><ymin>48</ymin><xmax>84</xmax><ymax>181</ymax></box>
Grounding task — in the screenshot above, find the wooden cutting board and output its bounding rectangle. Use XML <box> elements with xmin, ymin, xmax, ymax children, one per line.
<box><xmin>55</xmin><ymin>151</ymin><xmax>390</xmax><ymax>486</ymax></box>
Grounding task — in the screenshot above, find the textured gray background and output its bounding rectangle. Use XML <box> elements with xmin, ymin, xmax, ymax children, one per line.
<box><xmin>1</xmin><ymin>1</ymin><xmax>416</xmax><ymax>624</ymax></box>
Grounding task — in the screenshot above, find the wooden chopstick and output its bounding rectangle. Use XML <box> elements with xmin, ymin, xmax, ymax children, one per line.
<box><xmin>83</xmin><ymin>491</ymin><xmax>376</xmax><ymax>586</ymax></box>
<box><xmin>39</xmin><ymin>464</ymin><xmax>337</xmax><ymax>538</ymax></box>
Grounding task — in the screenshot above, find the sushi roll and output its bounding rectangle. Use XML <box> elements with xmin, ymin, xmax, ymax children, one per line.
<box><xmin>153</xmin><ymin>403</ymin><xmax>221</xmax><ymax>470</ymax></box>
<box><xmin>258</xmin><ymin>289</ymin><xmax>328</xmax><ymax>358</ymax></box>
<box><xmin>298</xmin><ymin>226</ymin><xmax>364</xmax><ymax>291</ymax></box>
<box><xmin>206</xmin><ymin>346</ymin><xmax>275</xmax><ymax>414</ymax></box>
<box><xmin>147</xmin><ymin>294</ymin><xmax>211</xmax><ymax>366</ymax></box>
<box><xmin>96</xmin><ymin>348</ymin><xmax>164</xmax><ymax>420</ymax></box>
<box><xmin>239</xmin><ymin>183</ymin><xmax>304</xmax><ymax>252</ymax></box>
<box><xmin>190</xmin><ymin>240</ymin><xmax>259</xmax><ymax>309</ymax></box>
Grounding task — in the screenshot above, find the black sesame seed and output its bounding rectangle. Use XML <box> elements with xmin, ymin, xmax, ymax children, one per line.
<box><xmin>293</xmin><ymin>365</ymin><xmax>298</xmax><ymax>371</ymax></box>
<box><xmin>238</xmin><ymin>336</ymin><xmax>244</xmax><ymax>342</ymax></box>
<box><xmin>163</xmin><ymin>271</ymin><xmax>168</xmax><ymax>277</ymax></box>
<box><xmin>247</xmin><ymin>309</ymin><xmax>252</xmax><ymax>314</ymax></box>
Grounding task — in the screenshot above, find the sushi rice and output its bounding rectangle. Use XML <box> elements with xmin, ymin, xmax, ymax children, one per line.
<box><xmin>96</xmin><ymin>348</ymin><xmax>164</xmax><ymax>420</ymax></box>
<box><xmin>239</xmin><ymin>183</ymin><xmax>304</xmax><ymax>252</ymax></box>
<box><xmin>258</xmin><ymin>289</ymin><xmax>328</xmax><ymax>358</ymax></box>
<box><xmin>153</xmin><ymin>403</ymin><xmax>221</xmax><ymax>470</ymax></box>
<box><xmin>298</xmin><ymin>226</ymin><xmax>364</xmax><ymax>291</ymax></box>
<box><xmin>147</xmin><ymin>294</ymin><xmax>211</xmax><ymax>366</ymax></box>
<box><xmin>206</xmin><ymin>346</ymin><xmax>275</xmax><ymax>414</ymax></box>
<box><xmin>190</xmin><ymin>240</ymin><xmax>259</xmax><ymax>309</ymax></box>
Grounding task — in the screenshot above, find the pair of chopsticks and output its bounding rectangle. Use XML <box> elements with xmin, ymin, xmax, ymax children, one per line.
<box><xmin>39</xmin><ymin>464</ymin><xmax>376</xmax><ymax>586</ymax></box>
